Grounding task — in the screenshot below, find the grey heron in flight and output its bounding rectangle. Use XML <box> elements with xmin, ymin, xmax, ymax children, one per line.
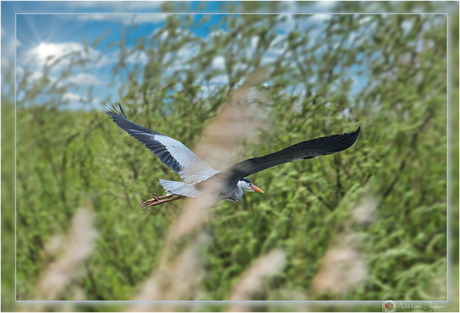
<box><xmin>106</xmin><ymin>104</ymin><xmax>360</xmax><ymax>208</ymax></box>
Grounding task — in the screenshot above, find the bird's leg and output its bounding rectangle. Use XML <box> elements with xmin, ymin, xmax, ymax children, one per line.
<box><xmin>158</xmin><ymin>194</ymin><xmax>175</xmax><ymax>200</ymax></box>
<box><xmin>142</xmin><ymin>194</ymin><xmax>184</xmax><ymax>208</ymax></box>
<box><xmin>149</xmin><ymin>193</ymin><xmax>174</xmax><ymax>201</ymax></box>
<box><xmin>144</xmin><ymin>193</ymin><xmax>172</xmax><ymax>207</ymax></box>
<box><xmin>143</xmin><ymin>193</ymin><xmax>170</xmax><ymax>207</ymax></box>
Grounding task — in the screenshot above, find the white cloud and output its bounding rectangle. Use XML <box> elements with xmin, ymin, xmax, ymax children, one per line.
<box><xmin>358</xmin><ymin>16</ymin><xmax>373</xmax><ymax>25</ymax></box>
<box><xmin>64</xmin><ymin>73</ymin><xmax>104</xmax><ymax>86</ymax></box>
<box><xmin>209</xmin><ymin>74</ymin><xmax>229</xmax><ymax>85</ymax></box>
<box><xmin>148</xmin><ymin>29</ymin><xmax>201</xmax><ymax>77</ymax></box>
<box><xmin>75</xmin><ymin>14</ymin><xmax>166</xmax><ymax>25</ymax></box>
<box><xmin>210</xmin><ymin>29</ymin><xmax>227</xmax><ymax>39</ymax></box>
<box><xmin>253</xmin><ymin>35</ymin><xmax>287</xmax><ymax>66</ymax></box>
<box><xmin>261</xmin><ymin>48</ymin><xmax>284</xmax><ymax>66</ymax></box>
<box><xmin>313</xmin><ymin>1</ymin><xmax>337</xmax><ymax>10</ymax></box>
<box><xmin>20</xmin><ymin>42</ymin><xmax>114</xmax><ymax>70</ymax></box>
<box><xmin>270</xmin><ymin>33</ymin><xmax>287</xmax><ymax>48</ymax></box>
<box><xmin>116</xmin><ymin>2</ymin><xmax>163</xmax><ymax>10</ymax></box>
<box><xmin>63</xmin><ymin>92</ymin><xmax>82</xmax><ymax>101</ymax></box>
<box><xmin>178</xmin><ymin>43</ymin><xmax>199</xmax><ymax>60</ymax></box>
<box><xmin>151</xmin><ymin>28</ymin><xmax>169</xmax><ymax>41</ymax></box>
<box><xmin>16</xmin><ymin>67</ymin><xmax>104</xmax><ymax>95</ymax></box>
<box><xmin>29</xmin><ymin>71</ymin><xmax>46</xmax><ymax>82</ymax></box>
<box><xmin>16</xmin><ymin>66</ymin><xmax>24</xmax><ymax>79</ymax></box>
<box><xmin>197</xmin><ymin>84</ymin><xmax>211</xmax><ymax>98</ymax></box>
<box><xmin>2</xmin><ymin>29</ymin><xmax>16</xmax><ymax>63</ymax></box>
<box><xmin>163</xmin><ymin>42</ymin><xmax>200</xmax><ymax>65</ymax></box>
<box><xmin>309</xmin><ymin>14</ymin><xmax>332</xmax><ymax>23</ymax></box>
<box><xmin>125</xmin><ymin>50</ymin><xmax>149</xmax><ymax>65</ymax></box>
<box><xmin>63</xmin><ymin>92</ymin><xmax>100</xmax><ymax>109</ymax></box>
<box><xmin>277</xmin><ymin>14</ymin><xmax>296</xmax><ymax>33</ymax></box>
<box><xmin>249</xmin><ymin>36</ymin><xmax>259</xmax><ymax>55</ymax></box>
<box><xmin>212</xmin><ymin>56</ymin><xmax>225</xmax><ymax>70</ymax></box>
<box><xmin>65</xmin><ymin>1</ymin><xmax>163</xmax><ymax>10</ymax></box>
<box><xmin>285</xmin><ymin>1</ymin><xmax>298</xmax><ymax>12</ymax></box>
<box><xmin>16</xmin><ymin>67</ymin><xmax>58</xmax><ymax>86</ymax></box>
<box><xmin>401</xmin><ymin>20</ymin><xmax>413</xmax><ymax>35</ymax></box>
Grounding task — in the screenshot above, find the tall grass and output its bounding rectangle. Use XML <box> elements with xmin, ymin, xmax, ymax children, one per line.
<box><xmin>4</xmin><ymin>6</ymin><xmax>455</xmax><ymax>312</ymax></box>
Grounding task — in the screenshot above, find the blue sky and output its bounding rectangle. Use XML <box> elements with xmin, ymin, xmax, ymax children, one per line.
<box><xmin>13</xmin><ymin>13</ymin><xmax>265</xmax><ymax>107</ymax></box>
<box><xmin>14</xmin><ymin>13</ymin><xmax>169</xmax><ymax>107</ymax></box>
<box><xmin>2</xmin><ymin>2</ymin><xmax>229</xmax><ymax>105</ymax></box>
<box><xmin>4</xmin><ymin>1</ymin><xmax>438</xmax><ymax>111</ymax></box>
<box><xmin>6</xmin><ymin>4</ymin><xmax>345</xmax><ymax>110</ymax></box>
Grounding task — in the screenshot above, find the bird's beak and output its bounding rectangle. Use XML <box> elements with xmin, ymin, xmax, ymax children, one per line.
<box><xmin>251</xmin><ymin>185</ymin><xmax>264</xmax><ymax>193</ymax></box>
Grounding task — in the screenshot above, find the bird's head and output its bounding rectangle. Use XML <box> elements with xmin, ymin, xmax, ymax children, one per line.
<box><xmin>238</xmin><ymin>178</ymin><xmax>264</xmax><ymax>193</ymax></box>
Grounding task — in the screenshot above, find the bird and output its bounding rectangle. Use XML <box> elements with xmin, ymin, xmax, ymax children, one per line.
<box><xmin>105</xmin><ymin>104</ymin><xmax>361</xmax><ymax>208</ymax></box>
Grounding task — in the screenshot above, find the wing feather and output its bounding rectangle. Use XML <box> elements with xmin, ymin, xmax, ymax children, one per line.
<box><xmin>220</xmin><ymin>127</ymin><xmax>361</xmax><ymax>187</ymax></box>
<box><xmin>105</xmin><ymin>104</ymin><xmax>219</xmax><ymax>183</ymax></box>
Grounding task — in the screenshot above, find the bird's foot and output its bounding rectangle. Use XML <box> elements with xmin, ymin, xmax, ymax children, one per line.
<box><xmin>142</xmin><ymin>197</ymin><xmax>161</xmax><ymax>208</ymax></box>
<box><xmin>142</xmin><ymin>193</ymin><xmax>174</xmax><ymax>208</ymax></box>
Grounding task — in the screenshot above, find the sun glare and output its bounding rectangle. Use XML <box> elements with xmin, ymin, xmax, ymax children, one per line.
<box><xmin>34</xmin><ymin>42</ymin><xmax>62</xmax><ymax>61</ymax></box>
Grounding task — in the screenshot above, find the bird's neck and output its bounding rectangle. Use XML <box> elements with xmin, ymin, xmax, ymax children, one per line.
<box><xmin>218</xmin><ymin>184</ymin><xmax>244</xmax><ymax>201</ymax></box>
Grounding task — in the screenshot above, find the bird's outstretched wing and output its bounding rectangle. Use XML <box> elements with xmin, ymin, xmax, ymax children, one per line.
<box><xmin>105</xmin><ymin>104</ymin><xmax>219</xmax><ymax>184</ymax></box>
<box><xmin>220</xmin><ymin>127</ymin><xmax>361</xmax><ymax>186</ymax></box>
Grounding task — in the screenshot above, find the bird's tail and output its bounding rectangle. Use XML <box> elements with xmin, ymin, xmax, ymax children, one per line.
<box><xmin>159</xmin><ymin>179</ymin><xmax>201</xmax><ymax>198</ymax></box>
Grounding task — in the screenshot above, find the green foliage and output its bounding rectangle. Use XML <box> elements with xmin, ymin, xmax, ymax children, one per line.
<box><xmin>13</xmin><ymin>12</ymin><xmax>450</xmax><ymax>304</ymax></box>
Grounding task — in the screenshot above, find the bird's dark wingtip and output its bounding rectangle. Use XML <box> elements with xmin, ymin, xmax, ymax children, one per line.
<box><xmin>347</xmin><ymin>126</ymin><xmax>361</xmax><ymax>148</ymax></box>
<box><xmin>105</xmin><ymin>103</ymin><xmax>127</xmax><ymax>120</ymax></box>
<box><xmin>118</xmin><ymin>103</ymin><xmax>127</xmax><ymax>118</ymax></box>
<box><xmin>331</xmin><ymin>126</ymin><xmax>361</xmax><ymax>152</ymax></box>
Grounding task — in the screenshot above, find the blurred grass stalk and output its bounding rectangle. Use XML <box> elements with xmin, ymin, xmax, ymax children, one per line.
<box><xmin>226</xmin><ymin>249</ymin><xmax>286</xmax><ymax>312</ymax></box>
<box><xmin>31</xmin><ymin>207</ymin><xmax>97</xmax><ymax>310</ymax></box>
<box><xmin>127</xmin><ymin>81</ymin><xmax>272</xmax><ymax>310</ymax></box>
